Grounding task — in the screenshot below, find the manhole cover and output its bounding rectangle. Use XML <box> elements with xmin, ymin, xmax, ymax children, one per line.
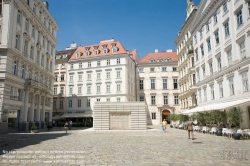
<box><xmin>193</xmin><ymin>142</ymin><xmax>202</xmax><ymax>144</ymax></box>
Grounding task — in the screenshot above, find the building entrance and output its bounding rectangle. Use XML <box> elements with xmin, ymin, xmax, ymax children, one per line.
<box><xmin>162</xmin><ymin>110</ymin><xmax>170</xmax><ymax>124</ymax></box>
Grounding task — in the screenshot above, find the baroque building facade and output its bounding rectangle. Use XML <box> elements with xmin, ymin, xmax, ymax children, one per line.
<box><xmin>61</xmin><ymin>39</ymin><xmax>139</xmax><ymax>123</ymax></box>
<box><xmin>0</xmin><ymin>0</ymin><xmax>58</xmax><ymax>133</ymax></box>
<box><xmin>175</xmin><ymin>0</ymin><xmax>198</xmax><ymax>113</ymax></box>
<box><xmin>136</xmin><ymin>49</ymin><xmax>180</xmax><ymax>125</ymax></box>
<box><xmin>183</xmin><ymin>0</ymin><xmax>250</xmax><ymax>129</ymax></box>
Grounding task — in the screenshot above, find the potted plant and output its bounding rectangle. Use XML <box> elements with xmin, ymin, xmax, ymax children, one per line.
<box><xmin>227</xmin><ymin>107</ymin><xmax>243</xmax><ymax>140</ymax></box>
<box><xmin>210</xmin><ymin>110</ymin><xmax>227</xmax><ymax>136</ymax></box>
<box><xmin>31</xmin><ymin>125</ymin><xmax>38</xmax><ymax>133</ymax></box>
<box><xmin>47</xmin><ymin>125</ymin><xmax>53</xmax><ymax>131</ymax></box>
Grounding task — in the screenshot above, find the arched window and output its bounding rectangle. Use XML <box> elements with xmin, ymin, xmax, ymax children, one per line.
<box><xmin>166</xmin><ymin>57</ymin><xmax>172</xmax><ymax>62</ymax></box>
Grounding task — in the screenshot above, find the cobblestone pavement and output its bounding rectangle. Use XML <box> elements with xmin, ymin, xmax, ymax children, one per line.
<box><xmin>0</xmin><ymin>125</ymin><xmax>249</xmax><ymax>166</ymax></box>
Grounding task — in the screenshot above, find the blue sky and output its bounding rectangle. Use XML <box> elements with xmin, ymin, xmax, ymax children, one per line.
<box><xmin>46</xmin><ymin>0</ymin><xmax>200</xmax><ymax>59</ymax></box>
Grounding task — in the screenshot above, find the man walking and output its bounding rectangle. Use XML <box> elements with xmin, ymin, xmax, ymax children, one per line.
<box><xmin>162</xmin><ymin>119</ymin><xmax>167</xmax><ymax>132</ymax></box>
<box><xmin>186</xmin><ymin>118</ymin><xmax>194</xmax><ymax>140</ymax></box>
<box><xmin>69</xmin><ymin>120</ymin><xmax>72</xmax><ymax>130</ymax></box>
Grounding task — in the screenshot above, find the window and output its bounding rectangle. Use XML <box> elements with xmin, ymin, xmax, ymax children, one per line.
<box><xmin>239</xmin><ymin>42</ymin><xmax>246</xmax><ymax>59</ymax></box>
<box><xmin>150</xmin><ymin>68</ymin><xmax>154</xmax><ymax>72</ymax></box>
<box><xmin>21</xmin><ymin>65</ymin><xmax>25</xmax><ymax>79</ymax></box>
<box><xmin>213</xmin><ymin>13</ymin><xmax>218</xmax><ymax>23</ymax></box>
<box><xmin>198</xmin><ymin>90</ymin><xmax>202</xmax><ymax>103</ymax></box>
<box><xmin>79</xmin><ymin>63</ymin><xmax>82</xmax><ymax>68</ymax></box>
<box><xmin>53</xmin><ymin>88</ymin><xmax>57</xmax><ymax>95</ymax></box>
<box><xmin>97</xmin><ymin>73</ymin><xmax>101</xmax><ymax>80</ymax></box>
<box><xmin>94</xmin><ymin>49</ymin><xmax>99</xmax><ymax>55</ymax></box>
<box><xmin>162</xmin><ymin>67</ymin><xmax>166</xmax><ymax>72</ymax></box>
<box><xmin>163</xmin><ymin>79</ymin><xmax>167</xmax><ymax>89</ymax></box>
<box><xmin>166</xmin><ymin>58</ymin><xmax>172</xmax><ymax>62</ymax></box>
<box><xmin>78</xmin><ymin>86</ymin><xmax>82</xmax><ymax>94</ymax></box>
<box><xmin>211</xmin><ymin>85</ymin><xmax>214</xmax><ymax>100</ymax></box>
<box><xmin>174</xmin><ymin>96</ymin><xmax>179</xmax><ymax>105</ymax></box>
<box><xmin>69</xmin><ymin>87</ymin><xmax>73</xmax><ymax>95</ymax></box>
<box><xmin>194</xmin><ymin>35</ymin><xmax>197</xmax><ymax>44</ymax></box>
<box><xmin>103</xmin><ymin>49</ymin><xmax>107</xmax><ymax>54</ymax></box>
<box><xmin>224</xmin><ymin>21</ymin><xmax>230</xmax><ymax>37</ymax></box>
<box><xmin>61</xmin><ymin>63</ymin><xmax>65</xmax><ymax>69</ymax></box>
<box><xmin>223</xmin><ymin>3</ymin><xmax>228</xmax><ymax>13</ymax></box>
<box><xmin>206</xmin><ymin>22</ymin><xmax>209</xmax><ymax>32</ymax></box>
<box><xmin>60</xmin><ymin>87</ymin><xmax>64</xmax><ymax>94</ymax></box>
<box><xmin>204</xmin><ymin>88</ymin><xmax>207</xmax><ymax>101</ymax></box>
<box><xmin>107</xmin><ymin>59</ymin><xmax>110</xmax><ymax>65</ymax></box>
<box><xmin>173</xmin><ymin>79</ymin><xmax>178</xmax><ymax>89</ymax></box>
<box><xmin>242</xmin><ymin>72</ymin><xmax>249</xmax><ymax>92</ymax></box>
<box><xmin>55</xmin><ymin>75</ymin><xmax>58</xmax><ymax>82</ymax></box>
<box><xmin>106</xmin><ymin>72</ymin><xmax>110</xmax><ymax>79</ymax></box>
<box><xmin>209</xmin><ymin>63</ymin><xmax>213</xmax><ymax>75</ymax></box>
<box><xmin>163</xmin><ymin>96</ymin><xmax>168</xmax><ymax>105</ymax></box>
<box><xmin>106</xmin><ymin>84</ymin><xmax>110</xmax><ymax>93</ymax></box>
<box><xmin>88</xmin><ymin>62</ymin><xmax>91</xmax><ymax>67</ymax></box>
<box><xmin>200</xmin><ymin>45</ymin><xmax>204</xmax><ymax>57</ymax></box>
<box><xmin>248</xmin><ymin>1</ymin><xmax>250</xmax><ymax>17</ymax></box>
<box><xmin>87</xmin><ymin>99</ymin><xmax>90</xmax><ymax>107</ymax></box>
<box><xmin>203</xmin><ymin>67</ymin><xmax>206</xmax><ymax>78</ymax></box>
<box><xmin>87</xmin><ymin>86</ymin><xmax>91</xmax><ymax>94</ymax></box>
<box><xmin>138</xmin><ymin>68</ymin><xmax>144</xmax><ymax>72</ymax></box>
<box><xmin>139</xmin><ymin>79</ymin><xmax>144</xmax><ymax>90</ymax></box>
<box><xmin>215</xmin><ymin>31</ymin><xmax>219</xmax><ymax>45</ymax></box>
<box><xmin>106</xmin><ymin>98</ymin><xmax>110</xmax><ymax>102</ymax></box>
<box><xmin>117</xmin><ymin>58</ymin><xmax>120</xmax><ymax>64</ymax></box>
<box><xmin>207</xmin><ymin>39</ymin><xmax>211</xmax><ymax>51</ymax></box>
<box><xmin>30</xmin><ymin>46</ymin><xmax>34</xmax><ymax>59</ymax></box>
<box><xmin>25</xmin><ymin>19</ymin><xmax>29</xmax><ymax>31</ymax></box>
<box><xmin>200</xmin><ymin>30</ymin><xmax>203</xmax><ymax>39</ymax></box>
<box><xmin>53</xmin><ymin>101</ymin><xmax>56</xmax><ymax>109</ymax></box>
<box><xmin>195</xmin><ymin>49</ymin><xmax>199</xmax><ymax>61</ymax></box>
<box><xmin>219</xmin><ymin>82</ymin><xmax>223</xmax><ymax>98</ymax></box>
<box><xmin>229</xmin><ymin>77</ymin><xmax>234</xmax><ymax>95</ymax></box>
<box><xmin>151</xmin><ymin>113</ymin><xmax>156</xmax><ymax>120</ymax></box>
<box><xmin>96</xmin><ymin>98</ymin><xmax>101</xmax><ymax>102</ymax></box>
<box><xmin>151</xmin><ymin>96</ymin><xmax>156</xmax><ymax>105</ymax></box>
<box><xmin>78</xmin><ymin>74</ymin><xmax>82</xmax><ymax>81</ymax></box>
<box><xmin>139</xmin><ymin>96</ymin><xmax>144</xmax><ymax>101</ymax></box>
<box><xmin>151</xmin><ymin>79</ymin><xmax>155</xmax><ymax>89</ymax></box>
<box><xmin>97</xmin><ymin>85</ymin><xmax>100</xmax><ymax>93</ymax></box>
<box><xmin>97</xmin><ymin>61</ymin><xmax>100</xmax><ymax>66</ymax></box>
<box><xmin>149</xmin><ymin>59</ymin><xmax>154</xmax><ymax>63</ymax></box>
<box><xmin>87</xmin><ymin>73</ymin><xmax>91</xmax><ymax>80</ymax></box>
<box><xmin>15</xmin><ymin>35</ymin><xmax>20</xmax><ymax>49</ymax></box>
<box><xmin>117</xmin><ymin>84</ymin><xmax>121</xmax><ymax>92</ymax></box>
<box><xmin>173</xmin><ymin>67</ymin><xmax>177</xmax><ymax>71</ymax></box>
<box><xmin>236</xmin><ymin>9</ymin><xmax>243</xmax><ymax>27</ymax></box>
<box><xmin>17</xmin><ymin>10</ymin><xmax>21</xmax><ymax>24</ymax></box>
<box><xmin>117</xmin><ymin>97</ymin><xmax>121</xmax><ymax>102</ymax></box>
<box><xmin>116</xmin><ymin>71</ymin><xmax>121</xmax><ymax>78</ymax></box>
<box><xmin>59</xmin><ymin>100</ymin><xmax>63</xmax><ymax>109</ymax></box>
<box><xmin>70</xmin><ymin>64</ymin><xmax>73</xmax><ymax>69</ymax></box>
<box><xmin>61</xmin><ymin>75</ymin><xmax>64</xmax><ymax>81</ymax></box>
<box><xmin>13</xmin><ymin>61</ymin><xmax>17</xmax><ymax>75</ymax></box>
<box><xmin>77</xmin><ymin>99</ymin><xmax>81</xmax><ymax>107</ymax></box>
<box><xmin>227</xmin><ymin>50</ymin><xmax>232</xmax><ymax>65</ymax></box>
<box><xmin>68</xmin><ymin>100</ymin><xmax>72</xmax><ymax>108</ymax></box>
<box><xmin>217</xmin><ymin>57</ymin><xmax>221</xmax><ymax>71</ymax></box>
<box><xmin>67</xmin><ymin>75</ymin><xmax>72</xmax><ymax>82</ymax></box>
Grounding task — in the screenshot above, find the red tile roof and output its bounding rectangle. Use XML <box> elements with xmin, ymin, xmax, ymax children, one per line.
<box><xmin>138</xmin><ymin>51</ymin><xmax>177</xmax><ymax>64</ymax></box>
<box><xmin>70</xmin><ymin>40</ymin><xmax>127</xmax><ymax>60</ymax></box>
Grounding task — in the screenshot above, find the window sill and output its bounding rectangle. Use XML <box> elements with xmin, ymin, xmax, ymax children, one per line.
<box><xmin>106</xmin><ymin>92</ymin><xmax>111</xmax><ymax>93</ymax></box>
<box><xmin>150</xmin><ymin>105</ymin><xmax>156</xmax><ymax>106</ymax></box>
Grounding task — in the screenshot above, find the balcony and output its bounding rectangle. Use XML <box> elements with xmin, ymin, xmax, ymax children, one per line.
<box><xmin>10</xmin><ymin>96</ymin><xmax>22</xmax><ymax>101</ymax></box>
<box><xmin>25</xmin><ymin>79</ymin><xmax>49</xmax><ymax>92</ymax></box>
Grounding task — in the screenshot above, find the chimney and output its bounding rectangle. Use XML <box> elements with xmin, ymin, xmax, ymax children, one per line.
<box><xmin>166</xmin><ymin>49</ymin><xmax>173</xmax><ymax>52</ymax></box>
<box><xmin>70</xmin><ymin>42</ymin><xmax>77</xmax><ymax>49</ymax></box>
<box><xmin>155</xmin><ymin>49</ymin><xmax>158</xmax><ymax>53</ymax></box>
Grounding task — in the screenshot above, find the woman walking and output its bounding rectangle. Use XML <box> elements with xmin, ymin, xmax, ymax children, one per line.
<box><xmin>64</xmin><ymin>121</ymin><xmax>69</xmax><ymax>133</ymax></box>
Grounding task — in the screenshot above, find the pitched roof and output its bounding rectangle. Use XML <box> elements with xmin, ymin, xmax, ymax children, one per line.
<box><xmin>69</xmin><ymin>40</ymin><xmax>127</xmax><ymax>60</ymax></box>
<box><xmin>130</xmin><ymin>49</ymin><xmax>140</xmax><ymax>63</ymax></box>
<box><xmin>138</xmin><ymin>51</ymin><xmax>177</xmax><ymax>64</ymax></box>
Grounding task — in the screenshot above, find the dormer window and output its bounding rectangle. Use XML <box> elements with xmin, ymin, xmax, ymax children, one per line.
<box><xmin>157</xmin><ymin>58</ymin><xmax>163</xmax><ymax>62</ymax></box>
<box><xmin>102</xmin><ymin>45</ymin><xmax>108</xmax><ymax>54</ymax></box>
<box><xmin>149</xmin><ymin>59</ymin><xmax>155</xmax><ymax>63</ymax></box>
<box><xmin>76</xmin><ymin>52</ymin><xmax>81</xmax><ymax>58</ymax></box>
<box><xmin>166</xmin><ymin>57</ymin><xmax>172</xmax><ymax>62</ymax></box>
<box><xmin>94</xmin><ymin>50</ymin><xmax>99</xmax><ymax>55</ymax></box>
<box><xmin>85</xmin><ymin>51</ymin><xmax>90</xmax><ymax>56</ymax></box>
<box><xmin>111</xmin><ymin>43</ymin><xmax>118</xmax><ymax>53</ymax></box>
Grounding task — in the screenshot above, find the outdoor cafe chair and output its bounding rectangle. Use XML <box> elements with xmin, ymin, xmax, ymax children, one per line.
<box><xmin>209</xmin><ymin>127</ymin><xmax>218</xmax><ymax>135</ymax></box>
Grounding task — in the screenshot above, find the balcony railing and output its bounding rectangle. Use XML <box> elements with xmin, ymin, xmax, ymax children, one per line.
<box><xmin>10</xmin><ymin>96</ymin><xmax>22</xmax><ymax>101</ymax></box>
<box><xmin>25</xmin><ymin>79</ymin><xmax>49</xmax><ymax>91</ymax></box>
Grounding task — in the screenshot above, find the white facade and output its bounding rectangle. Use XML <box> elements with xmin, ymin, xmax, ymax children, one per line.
<box><xmin>0</xmin><ymin>0</ymin><xmax>58</xmax><ymax>133</ymax></box>
<box><xmin>175</xmin><ymin>0</ymin><xmax>198</xmax><ymax>113</ymax></box>
<box><xmin>136</xmin><ymin>51</ymin><xmax>180</xmax><ymax>125</ymax></box>
<box><xmin>65</xmin><ymin>39</ymin><xmax>137</xmax><ymax>119</ymax></box>
<box><xmin>190</xmin><ymin>0</ymin><xmax>250</xmax><ymax>128</ymax></box>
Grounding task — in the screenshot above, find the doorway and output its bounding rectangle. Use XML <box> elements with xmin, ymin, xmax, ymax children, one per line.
<box><xmin>162</xmin><ymin>110</ymin><xmax>170</xmax><ymax>124</ymax></box>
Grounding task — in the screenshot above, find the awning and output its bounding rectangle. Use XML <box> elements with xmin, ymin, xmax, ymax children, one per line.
<box><xmin>183</xmin><ymin>98</ymin><xmax>250</xmax><ymax>115</ymax></box>
<box><xmin>60</xmin><ymin>113</ymin><xmax>93</xmax><ymax>118</ymax></box>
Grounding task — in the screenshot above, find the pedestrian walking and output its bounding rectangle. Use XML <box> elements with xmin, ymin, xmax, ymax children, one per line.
<box><xmin>186</xmin><ymin>118</ymin><xmax>194</xmax><ymax>140</ymax></box>
<box><xmin>69</xmin><ymin>120</ymin><xmax>72</xmax><ymax>130</ymax></box>
<box><xmin>162</xmin><ymin>119</ymin><xmax>167</xmax><ymax>132</ymax></box>
<box><xmin>64</xmin><ymin>121</ymin><xmax>69</xmax><ymax>133</ymax></box>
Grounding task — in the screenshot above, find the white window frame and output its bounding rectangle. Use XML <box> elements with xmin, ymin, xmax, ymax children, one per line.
<box><xmin>150</xmin><ymin>79</ymin><xmax>155</xmax><ymax>89</ymax></box>
<box><xmin>236</xmin><ymin>9</ymin><xmax>243</xmax><ymax>27</ymax></box>
<box><xmin>117</xmin><ymin>58</ymin><xmax>120</xmax><ymax>64</ymax></box>
<box><xmin>227</xmin><ymin>50</ymin><xmax>232</xmax><ymax>65</ymax></box>
<box><xmin>106</xmin><ymin>84</ymin><xmax>110</xmax><ymax>93</ymax></box>
<box><xmin>117</xmin><ymin>97</ymin><xmax>121</xmax><ymax>102</ymax></box>
<box><xmin>97</xmin><ymin>85</ymin><xmax>100</xmax><ymax>93</ymax></box>
<box><xmin>78</xmin><ymin>86</ymin><xmax>82</xmax><ymax>94</ymax></box>
<box><xmin>107</xmin><ymin>59</ymin><xmax>110</xmax><ymax>65</ymax></box>
<box><xmin>162</xmin><ymin>67</ymin><xmax>166</xmax><ymax>72</ymax></box>
<box><xmin>77</xmin><ymin>99</ymin><xmax>81</xmax><ymax>107</ymax></box>
<box><xmin>116</xmin><ymin>84</ymin><xmax>121</xmax><ymax>92</ymax></box>
<box><xmin>224</xmin><ymin>21</ymin><xmax>230</xmax><ymax>37</ymax></box>
<box><xmin>239</xmin><ymin>41</ymin><xmax>246</xmax><ymax>59</ymax></box>
<box><xmin>151</xmin><ymin>112</ymin><xmax>156</xmax><ymax>120</ymax></box>
<box><xmin>70</xmin><ymin>75</ymin><xmax>73</xmax><ymax>82</ymax></box>
<box><xmin>151</xmin><ymin>96</ymin><xmax>156</xmax><ymax>105</ymax></box>
<box><xmin>69</xmin><ymin>87</ymin><xmax>73</xmax><ymax>95</ymax></box>
<box><xmin>211</xmin><ymin>85</ymin><xmax>214</xmax><ymax>100</ymax></box>
<box><xmin>219</xmin><ymin>82</ymin><xmax>223</xmax><ymax>98</ymax></box>
<box><xmin>68</xmin><ymin>100</ymin><xmax>72</xmax><ymax>108</ymax></box>
<box><xmin>116</xmin><ymin>71</ymin><xmax>121</xmax><ymax>78</ymax></box>
<box><xmin>87</xmin><ymin>73</ymin><xmax>91</xmax><ymax>81</ymax></box>
<box><xmin>88</xmin><ymin>62</ymin><xmax>91</xmax><ymax>68</ymax></box>
<box><xmin>79</xmin><ymin>63</ymin><xmax>82</xmax><ymax>68</ymax></box>
<box><xmin>174</xmin><ymin>96</ymin><xmax>179</xmax><ymax>105</ymax></box>
<box><xmin>242</xmin><ymin>72</ymin><xmax>249</xmax><ymax>92</ymax></box>
<box><xmin>139</xmin><ymin>96</ymin><xmax>144</xmax><ymax>101</ymax></box>
<box><xmin>87</xmin><ymin>86</ymin><xmax>91</xmax><ymax>94</ymax></box>
<box><xmin>173</xmin><ymin>79</ymin><xmax>178</xmax><ymax>89</ymax></box>
<box><xmin>78</xmin><ymin>74</ymin><xmax>82</xmax><ymax>81</ymax></box>
<box><xmin>203</xmin><ymin>88</ymin><xmax>207</xmax><ymax>101</ymax></box>
<box><xmin>106</xmin><ymin>71</ymin><xmax>110</xmax><ymax>79</ymax></box>
<box><xmin>163</xmin><ymin>79</ymin><xmax>167</xmax><ymax>89</ymax></box>
<box><xmin>97</xmin><ymin>61</ymin><xmax>100</xmax><ymax>66</ymax></box>
<box><xmin>207</xmin><ymin>39</ymin><xmax>211</xmax><ymax>51</ymax></box>
<box><xmin>139</xmin><ymin>79</ymin><xmax>144</xmax><ymax>90</ymax></box>
<box><xmin>215</xmin><ymin>31</ymin><xmax>219</xmax><ymax>45</ymax></box>
<box><xmin>163</xmin><ymin>95</ymin><xmax>168</xmax><ymax>105</ymax></box>
<box><xmin>97</xmin><ymin>72</ymin><xmax>101</xmax><ymax>80</ymax></box>
<box><xmin>209</xmin><ymin>63</ymin><xmax>213</xmax><ymax>75</ymax></box>
<box><xmin>229</xmin><ymin>77</ymin><xmax>234</xmax><ymax>95</ymax></box>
